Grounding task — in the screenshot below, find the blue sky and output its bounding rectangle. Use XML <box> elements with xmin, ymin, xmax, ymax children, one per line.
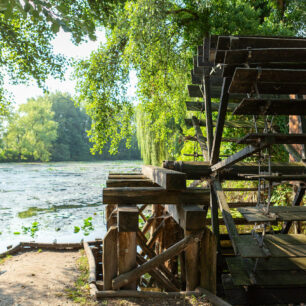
<box><xmin>7</xmin><ymin>30</ymin><xmax>137</xmax><ymax>107</ymax></box>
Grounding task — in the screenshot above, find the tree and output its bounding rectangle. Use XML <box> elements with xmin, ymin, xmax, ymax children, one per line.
<box><xmin>3</xmin><ymin>97</ymin><xmax>57</xmax><ymax>161</ymax></box>
<box><xmin>75</xmin><ymin>0</ymin><xmax>305</xmax><ymax>164</ymax></box>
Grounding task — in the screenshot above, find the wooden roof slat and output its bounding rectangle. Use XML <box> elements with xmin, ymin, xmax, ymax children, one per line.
<box><xmin>186</xmin><ymin>101</ymin><xmax>236</xmax><ymax>112</ymax></box>
<box><xmin>233</xmin><ymin>98</ymin><xmax>306</xmax><ymax>115</ymax></box>
<box><xmin>237</xmin><ymin>133</ymin><xmax>306</xmax><ymax>145</ymax></box>
<box><xmin>229</xmin><ymin>68</ymin><xmax>306</xmax><ymax>94</ymax></box>
<box><xmin>224</xmin><ymin>48</ymin><xmax>306</xmax><ymax>65</ymax></box>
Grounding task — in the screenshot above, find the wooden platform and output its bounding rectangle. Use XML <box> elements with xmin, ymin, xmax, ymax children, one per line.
<box><xmin>238</xmin><ymin>206</ymin><xmax>306</xmax><ymax>222</ymax></box>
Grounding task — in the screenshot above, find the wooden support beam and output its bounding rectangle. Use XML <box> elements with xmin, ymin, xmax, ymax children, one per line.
<box><xmin>211</xmin><ymin>143</ymin><xmax>269</xmax><ymax>172</ymax></box>
<box><xmin>105</xmin><ymin>204</ymin><xmax>117</xmax><ymax>230</ymax></box>
<box><xmin>136</xmin><ymin>230</ymin><xmax>181</xmax><ymax>289</ymax></box>
<box><xmin>112</xmin><ymin>232</ymin><xmax>203</xmax><ymax>290</ymax></box>
<box><xmin>103</xmin><ymin>187</ymin><xmax>210</xmax><ymax>205</ymax></box>
<box><xmin>142</xmin><ymin>165</ymin><xmax>186</xmax><ymax>190</ymax></box>
<box><xmin>203</xmin><ymin>36</ymin><xmax>213</xmax><ymax>158</ymax></box>
<box><xmin>200</xmin><ymin>228</ymin><xmax>217</xmax><ymax>294</ymax></box>
<box><xmin>166</xmin><ymin>204</ymin><xmax>207</xmax><ymax>232</ymax></box>
<box><xmin>136</xmin><ymin>254</ymin><xmax>179</xmax><ymax>292</ymax></box>
<box><xmin>282</xmin><ymin>186</ymin><xmax>305</xmax><ymax>234</ymax></box>
<box><xmin>107</xmin><ymin>179</ymin><xmax>158</xmax><ymax>187</ymax></box>
<box><xmin>117</xmin><ymin>205</ymin><xmax>138</xmax><ymax>232</ymax></box>
<box><xmin>118</xmin><ymin>231</ymin><xmax>137</xmax><ymax>290</ymax></box>
<box><xmin>163</xmin><ymin>160</ymin><xmax>306</xmax><ymax>180</ymax></box>
<box><xmin>237</xmin><ymin>133</ymin><xmax>306</xmax><ymax>145</ymax></box>
<box><xmin>212</xmin><ymin>180</ymin><xmax>239</xmax><ymax>254</ymax></box>
<box><xmin>233</xmin><ymin>99</ymin><xmax>306</xmax><ymax>116</ymax></box>
<box><xmin>185</xmin><ymin>230</ymin><xmax>200</xmax><ymax>291</ymax></box>
<box><xmin>191</xmin><ymin>116</ymin><xmax>209</xmax><ymax>161</ymax></box>
<box><xmin>141</xmin><ymin>217</ymin><xmax>154</xmax><ymax>235</ymax></box>
<box><xmin>186</xmin><ymin>101</ymin><xmax>236</xmax><ymax>112</ymax></box>
<box><xmin>211</xmin><ymin>77</ymin><xmax>231</xmax><ymax>165</ymax></box>
<box><xmin>103</xmin><ymin>226</ymin><xmax>117</xmax><ymax>290</ymax></box>
<box><xmin>108</xmin><ymin>174</ymin><xmax>146</xmax><ymax>180</ymax></box>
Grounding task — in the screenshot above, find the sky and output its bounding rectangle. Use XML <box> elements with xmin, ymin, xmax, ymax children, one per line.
<box><xmin>6</xmin><ymin>29</ymin><xmax>137</xmax><ymax>107</ymax></box>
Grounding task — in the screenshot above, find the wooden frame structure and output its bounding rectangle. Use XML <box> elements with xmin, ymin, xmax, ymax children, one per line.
<box><xmin>100</xmin><ymin>35</ymin><xmax>306</xmax><ymax>305</ymax></box>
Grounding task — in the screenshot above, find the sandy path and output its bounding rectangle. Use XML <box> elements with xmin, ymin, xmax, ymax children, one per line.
<box><xmin>0</xmin><ymin>250</ymin><xmax>80</xmax><ymax>306</ymax></box>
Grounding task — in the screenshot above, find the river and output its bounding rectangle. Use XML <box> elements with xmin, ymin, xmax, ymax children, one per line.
<box><xmin>0</xmin><ymin>161</ymin><xmax>142</xmax><ymax>253</ymax></box>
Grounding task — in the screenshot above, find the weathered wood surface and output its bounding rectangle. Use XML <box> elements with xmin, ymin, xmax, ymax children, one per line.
<box><xmin>211</xmin><ymin>143</ymin><xmax>269</xmax><ymax>172</ymax></box>
<box><xmin>142</xmin><ymin>165</ymin><xmax>186</xmax><ymax>190</ymax></box>
<box><xmin>103</xmin><ymin>187</ymin><xmax>210</xmax><ymax>205</ymax></box>
<box><xmin>211</xmin><ymin>77</ymin><xmax>231</xmax><ymax>165</ymax></box>
<box><xmin>226</xmin><ymin>256</ymin><xmax>306</xmax><ymax>287</ymax></box>
<box><xmin>95</xmin><ymin>289</ymin><xmax>209</xmax><ymax>298</ymax></box>
<box><xmin>233</xmin><ymin>98</ymin><xmax>306</xmax><ymax>115</ymax></box>
<box><xmin>83</xmin><ymin>241</ymin><xmax>97</xmax><ymax>284</ymax></box>
<box><xmin>191</xmin><ymin>116</ymin><xmax>209</xmax><ymax>160</ymax></box>
<box><xmin>185</xmin><ymin>230</ymin><xmax>200</xmax><ymax>291</ymax></box>
<box><xmin>224</xmin><ymin>49</ymin><xmax>306</xmax><ymax>65</ymax></box>
<box><xmin>282</xmin><ymin>186</ymin><xmax>305</xmax><ymax>234</ymax></box>
<box><xmin>103</xmin><ymin>226</ymin><xmax>117</xmax><ymax>290</ymax></box>
<box><xmin>237</xmin><ymin>133</ymin><xmax>306</xmax><ymax>145</ymax></box>
<box><xmin>112</xmin><ymin>232</ymin><xmax>203</xmax><ymax>290</ymax></box>
<box><xmin>108</xmin><ymin>174</ymin><xmax>146</xmax><ymax>180</ymax></box>
<box><xmin>195</xmin><ymin>287</ymin><xmax>231</xmax><ymax>306</ymax></box>
<box><xmin>136</xmin><ymin>254</ymin><xmax>178</xmax><ymax>292</ymax></box>
<box><xmin>185</xmin><ymin>118</ymin><xmax>273</xmax><ymax>129</ymax></box>
<box><xmin>136</xmin><ymin>230</ymin><xmax>181</xmax><ymax>289</ymax></box>
<box><xmin>229</xmin><ymin>68</ymin><xmax>306</xmax><ymax>94</ymax></box>
<box><xmin>118</xmin><ymin>231</ymin><xmax>137</xmax><ymax>289</ymax></box>
<box><xmin>212</xmin><ymin>180</ymin><xmax>239</xmax><ymax>255</ymax></box>
<box><xmin>185</xmin><ymin>101</ymin><xmax>236</xmax><ymax>112</ymax></box>
<box><xmin>238</xmin><ymin>206</ymin><xmax>306</xmax><ymax>222</ymax></box>
<box><xmin>107</xmin><ymin>179</ymin><xmax>158</xmax><ymax>187</ymax></box>
<box><xmin>163</xmin><ymin>160</ymin><xmax>306</xmax><ymax>180</ymax></box>
<box><xmin>166</xmin><ymin>204</ymin><xmax>207</xmax><ymax>232</ymax></box>
<box><xmin>105</xmin><ymin>204</ymin><xmax>117</xmax><ymax>230</ymax></box>
<box><xmin>117</xmin><ymin>205</ymin><xmax>138</xmax><ymax>232</ymax></box>
<box><xmin>200</xmin><ymin>228</ymin><xmax>217</xmax><ymax>294</ymax></box>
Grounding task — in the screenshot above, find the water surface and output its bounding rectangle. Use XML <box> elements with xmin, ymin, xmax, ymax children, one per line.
<box><xmin>0</xmin><ymin>161</ymin><xmax>142</xmax><ymax>252</ymax></box>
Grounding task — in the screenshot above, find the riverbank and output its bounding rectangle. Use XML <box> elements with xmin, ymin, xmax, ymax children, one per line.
<box><xmin>0</xmin><ymin>250</ymin><xmax>210</xmax><ymax>306</ymax></box>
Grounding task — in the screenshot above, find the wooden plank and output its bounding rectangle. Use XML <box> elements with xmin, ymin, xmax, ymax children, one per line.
<box><xmin>103</xmin><ymin>187</ymin><xmax>210</xmax><ymax>205</ymax></box>
<box><xmin>212</xmin><ymin>180</ymin><xmax>239</xmax><ymax>254</ymax></box>
<box><xmin>200</xmin><ymin>228</ymin><xmax>217</xmax><ymax>294</ymax></box>
<box><xmin>211</xmin><ymin>143</ymin><xmax>269</xmax><ymax>172</ymax></box>
<box><xmin>237</xmin><ymin>133</ymin><xmax>306</xmax><ymax>145</ymax></box>
<box><xmin>166</xmin><ymin>204</ymin><xmax>207</xmax><ymax>232</ymax></box>
<box><xmin>112</xmin><ymin>232</ymin><xmax>203</xmax><ymax>290</ymax></box>
<box><xmin>211</xmin><ymin>77</ymin><xmax>231</xmax><ymax>165</ymax></box>
<box><xmin>265</xmin><ymin>234</ymin><xmax>306</xmax><ymax>246</ymax></box>
<box><xmin>228</xmin><ymin>202</ymin><xmax>257</xmax><ymax>208</ymax></box>
<box><xmin>282</xmin><ymin>186</ymin><xmax>306</xmax><ymax>234</ymax></box>
<box><xmin>191</xmin><ymin>116</ymin><xmax>209</xmax><ymax>161</ymax></box>
<box><xmin>141</xmin><ymin>165</ymin><xmax>186</xmax><ymax>190</ymax></box>
<box><xmin>186</xmin><ymin>101</ymin><xmax>236</xmax><ymax>112</ymax></box>
<box><xmin>233</xmin><ymin>98</ymin><xmax>306</xmax><ymax>115</ymax></box>
<box><xmin>229</xmin><ymin>68</ymin><xmax>306</xmax><ymax>94</ymax></box>
<box><xmin>106</xmin><ymin>204</ymin><xmax>117</xmax><ymax>230</ymax></box>
<box><xmin>224</xmin><ymin>48</ymin><xmax>306</xmax><ymax>65</ymax></box>
<box><xmin>118</xmin><ymin>231</ymin><xmax>137</xmax><ymax>289</ymax></box>
<box><xmin>117</xmin><ymin>205</ymin><xmax>138</xmax><ymax>232</ymax></box>
<box><xmin>223</xmin><ymin>62</ymin><xmax>306</xmax><ymax>78</ymax></box>
<box><xmin>265</xmin><ymin>240</ymin><xmax>306</xmax><ymax>258</ymax></box>
<box><xmin>235</xmin><ymin>236</ymin><xmax>268</xmax><ymax>258</ymax></box>
<box><xmin>103</xmin><ymin>226</ymin><xmax>117</xmax><ymax>290</ymax></box>
<box><xmin>185</xmin><ymin>230</ymin><xmax>200</xmax><ymax>290</ymax></box>
<box><xmin>185</xmin><ymin>118</ymin><xmax>272</xmax><ymax>129</ymax></box>
<box><xmin>191</xmin><ymin>70</ymin><xmax>222</xmax><ymax>85</ymax></box>
<box><xmin>163</xmin><ymin>160</ymin><xmax>306</xmax><ymax>180</ymax></box>
<box><xmin>106</xmin><ymin>179</ymin><xmax>158</xmax><ymax>187</ymax></box>
<box><xmin>108</xmin><ymin>174</ymin><xmax>146</xmax><ymax>180</ymax></box>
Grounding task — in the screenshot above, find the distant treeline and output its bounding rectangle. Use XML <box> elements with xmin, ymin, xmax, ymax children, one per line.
<box><xmin>0</xmin><ymin>92</ymin><xmax>141</xmax><ymax>162</ymax></box>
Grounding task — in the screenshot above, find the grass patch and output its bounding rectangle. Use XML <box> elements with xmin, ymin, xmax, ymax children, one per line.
<box><xmin>66</xmin><ymin>250</ymin><xmax>97</xmax><ymax>305</ymax></box>
<box><xmin>0</xmin><ymin>255</ymin><xmax>12</xmax><ymax>265</ymax></box>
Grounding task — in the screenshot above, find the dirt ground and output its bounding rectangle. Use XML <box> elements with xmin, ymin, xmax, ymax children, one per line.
<box><xmin>0</xmin><ymin>250</ymin><xmax>210</xmax><ymax>306</ymax></box>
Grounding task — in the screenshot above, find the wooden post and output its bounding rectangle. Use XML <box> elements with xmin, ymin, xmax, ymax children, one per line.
<box><xmin>185</xmin><ymin>230</ymin><xmax>200</xmax><ymax>291</ymax></box>
<box><xmin>118</xmin><ymin>232</ymin><xmax>137</xmax><ymax>290</ymax></box>
<box><xmin>113</xmin><ymin>232</ymin><xmax>203</xmax><ymax>290</ymax></box>
<box><xmin>106</xmin><ymin>204</ymin><xmax>117</xmax><ymax>229</ymax></box>
<box><xmin>103</xmin><ymin>226</ymin><xmax>117</xmax><ymax>290</ymax></box>
<box><xmin>200</xmin><ymin>228</ymin><xmax>217</xmax><ymax>294</ymax></box>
